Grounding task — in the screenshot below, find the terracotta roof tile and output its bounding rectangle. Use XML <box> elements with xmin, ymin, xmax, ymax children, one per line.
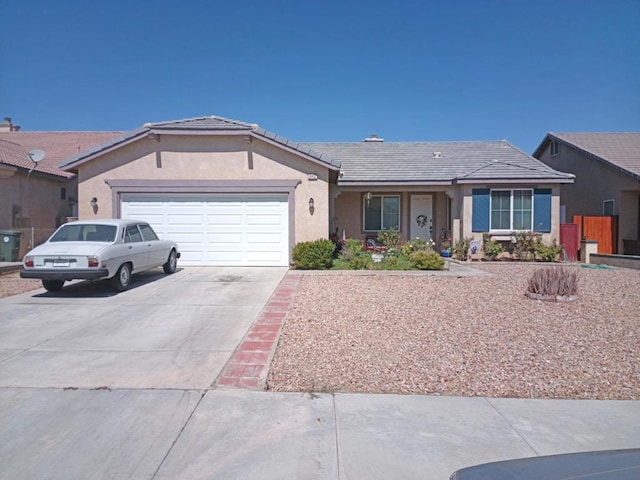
<box><xmin>0</xmin><ymin>131</ymin><xmax>123</xmax><ymax>178</ymax></box>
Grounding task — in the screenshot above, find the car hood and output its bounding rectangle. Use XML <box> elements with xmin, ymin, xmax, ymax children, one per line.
<box><xmin>26</xmin><ymin>242</ymin><xmax>109</xmax><ymax>257</ymax></box>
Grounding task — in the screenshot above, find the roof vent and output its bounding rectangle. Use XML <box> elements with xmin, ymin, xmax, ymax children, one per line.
<box><xmin>433</xmin><ymin>151</ymin><xmax>442</xmax><ymax>158</ymax></box>
<box><xmin>363</xmin><ymin>133</ymin><xmax>384</xmax><ymax>142</ymax></box>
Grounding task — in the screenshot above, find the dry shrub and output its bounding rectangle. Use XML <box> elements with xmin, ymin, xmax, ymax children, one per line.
<box><xmin>527</xmin><ymin>266</ymin><xmax>580</xmax><ymax>297</ymax></box>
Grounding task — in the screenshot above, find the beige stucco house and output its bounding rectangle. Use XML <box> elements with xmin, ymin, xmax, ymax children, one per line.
<box><xmin>534</xmin><ymin>132</ymin><xmax>640</xmax><ymax>255</ymax></box>
<box><xmin>58</xmin><ymin>115</ymin><xmax>574</xmax><ymax>266</ymax></box>
<box><xmin>0</xmin><ymin>117</ymin><xmax>121</xmax><ymax>259</ymax></box>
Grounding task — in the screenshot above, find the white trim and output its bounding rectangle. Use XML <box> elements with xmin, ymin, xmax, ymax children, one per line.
<box><xmin>489</xmin><ymin>188</ymin><xmax>533</xmax><ymax>232</ymax></box>
<box><xmin>363</xmin><ymin>194</ymin><xmax>401</xmax><ymax>232</ymax></box>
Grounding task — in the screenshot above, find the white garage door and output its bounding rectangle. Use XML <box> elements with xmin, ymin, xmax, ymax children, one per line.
<box><xmin>121</xmin><ymin>194</ymin><xmax>289</xmax><ymax>266</ymax></box>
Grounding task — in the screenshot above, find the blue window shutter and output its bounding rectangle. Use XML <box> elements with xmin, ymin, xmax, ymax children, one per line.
<box><xmin>533</xmin><ymin>189</ymin><xmax>552</xmax><ymax>232</ymax></box>
<box><xmin>472</xmin><ymin>189</ymin><xmax>490</xmax><ymax>232</ymax></box>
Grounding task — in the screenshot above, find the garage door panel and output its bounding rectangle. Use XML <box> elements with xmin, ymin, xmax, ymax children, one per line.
<box><xmin>208</xmin><ymin>233</ymin><xmax>244</xmax><ymax>243</ymax></box>
<box><xmin>121</xmin><ymin>194</ymin><xmax>288</xmax><ymax>266</ymax></box>
<box><xmin>206</xmin><ymin>214</ymin><xmax>243</xmax><ymax>226</ymax></box>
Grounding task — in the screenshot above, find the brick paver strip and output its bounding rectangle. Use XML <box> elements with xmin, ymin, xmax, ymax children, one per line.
<box><xmin>215</xmin><ymin>273</ymin><xmax>301</xmax><ymax>390</ymax></box>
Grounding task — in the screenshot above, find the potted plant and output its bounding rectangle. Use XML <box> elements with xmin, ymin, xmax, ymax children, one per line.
<box><xmin>440</xmin><ymin>229</ymin><xmax>452</xmax><ymax>257</ymax></box>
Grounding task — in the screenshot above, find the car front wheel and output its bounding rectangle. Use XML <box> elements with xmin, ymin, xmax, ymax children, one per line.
<box><xmin>110</xmin><ymin>263</ymin><xmax>131</xmax><ymax>292</ymax></box>
<box><xmin>163</xmin><ymin>250</ymin><xmax>177</xmax><ymax>274</ymax></box>
<box><xmin>42</xmin><ymin>279</ymin><xmax>65</xmax><ymax>292</ymax></box>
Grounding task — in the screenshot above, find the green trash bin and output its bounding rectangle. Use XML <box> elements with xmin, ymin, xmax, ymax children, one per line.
<box><xmin>0</xmin><ymin>231</ymin><xmax>21</xmax><ymax>262</ymax></box>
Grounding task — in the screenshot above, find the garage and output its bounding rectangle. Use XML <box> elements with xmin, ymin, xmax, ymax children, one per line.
<box><xmin>120</xmin><ymin>194</ymin><xmax>289</xmax><ymax>266</ymax></box>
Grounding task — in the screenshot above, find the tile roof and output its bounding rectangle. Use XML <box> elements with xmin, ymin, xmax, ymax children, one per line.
<box><xmin>299</xmin><ymin>140</ymin><xmax>574</xmax><ymax>185</ymax></box>
<box><xmin>0</xmin><ymin>131</ymin><xmax>122</xmax><ymax>178</ymax></box>
<box><xmin>60</xmin><ymin>116</ymin><xmax>341</xmax><ymax>170</ymax></box>
<box><xmin>538</xmin><ymin>132</ymin><xmax>640</xmax><ymax>180</ymax></box>
<box><xmin>147</xmin><ymin>115</ymin><xmax>256</xmax><ymax>131</ymax></box>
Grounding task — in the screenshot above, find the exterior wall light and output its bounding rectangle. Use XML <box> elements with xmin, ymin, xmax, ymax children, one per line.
<box><xmin>366</xmin><ymin>191</ymin><xmax>372</xmax><ymax>207</ymax></box>
<box><xmin>308</xmin><ymin>197</ymin><xmax>315</xmax><ymax>214</ymax></box>
<box><xmin>90</xmin><ymin>197</ymin><xmax>98</xmax><ymax>208</ymax></box>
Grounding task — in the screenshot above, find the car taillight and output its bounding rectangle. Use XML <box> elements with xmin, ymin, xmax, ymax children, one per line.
<box><xmin>24</xmin><ymin>257</ymin><xmax>34</xmax><ymax>267</ymax></box>
<box><xmin>88</xmin><ymin>256</ymin><xmax>99</xmax><ymax>268</ymax></box>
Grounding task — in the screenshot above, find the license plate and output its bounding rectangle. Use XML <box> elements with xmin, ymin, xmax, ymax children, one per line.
<box><xmin>53</xmin><ymin>260</ymin><xmax>70</xmax><ymax>267</ymax></box>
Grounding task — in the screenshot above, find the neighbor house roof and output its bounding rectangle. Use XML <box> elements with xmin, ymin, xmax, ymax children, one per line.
<box><xmin>300</xmin><ymin>140</ymin><xmax>574</xmax><ymax>185</ymax></box>
<box><xmin>533</xmin><ymin>132</ymin><xmax>640</xmax><ymax>181</ymax></box>
<box><xmin>60</xmin><ymin>116</ymin><xmax>341</xmax><ymax>171</ymax></box>
<box><xmin>0</xmin><ymin>131</ymin><xmax>122</xmax><ymax>179</ymax></box>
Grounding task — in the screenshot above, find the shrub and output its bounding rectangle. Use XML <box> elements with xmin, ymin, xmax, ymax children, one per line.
<box><xmin>534</xmin><ymin>237</ymin><xmax>563</xmax><ymax>262</ymax></box>
<box><xmin>292</xmin><ymin>239</ymin><xmax>336</xmax><ymax>269</ymax></box>
<box><xmin>377</xmin><ymin>229</ymin><xmax>402</xmax><ymax>253</ymax></box>
<box><xmin>340</xmin><ymin>238</ymin><xmax>365</xmax><ymax>261</ymax></box>
<box><xmin>409</xmin><ymin>250</ymin><xmax>445</xmax><ymax>270</ymax></box>
<box><xmin>374</xmin><ymin>255</ymin><xmax>411</xmax><ymax>270</ymax></box>
<box><xmin>401</xmin><ymin>237</ymin><xmax>435</xmax><ymax>256</ymax></box>
<box><xmin>513</xmin><ymin>231</ymin><xmax>538</xmax><ymax>261</ymax></box>
<box><xmin>527</xmin><ymin>266</ymin><xmax>580</xmax><ymax>297</ymax></box>
<box><xmin>452</xmin><ymin>237</ymin><xmax>473</xmax><ymax>261</ymax></box>
<box><xmin>349</xmin><ymin>255</ymin><xmax>373</xmax><ymax>270</ymax></box>
<box><xmin>482</xmin><ymin>233</ymin><xmax>504</xmax><ymax>261</ymax></box>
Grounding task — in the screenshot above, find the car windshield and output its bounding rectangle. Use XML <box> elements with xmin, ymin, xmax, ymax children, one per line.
<box><xmin>50</xmin><ymin>224</ymin><xmax>117</xmax><ymax>243</ymax></box>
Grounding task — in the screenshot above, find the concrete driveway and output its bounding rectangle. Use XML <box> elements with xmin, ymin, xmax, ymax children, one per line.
<box><xmin>0</xmin><ymin>267</ymin><xmax>287</xmax><ymax>389</ymax></box>
<box><xmin>2</xmin><ymin>266</ymin><xmax>639</xmax><ymax>480</ymax></box>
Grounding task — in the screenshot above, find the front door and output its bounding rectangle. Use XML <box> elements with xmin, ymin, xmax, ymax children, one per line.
<box><xmin>410</xmin><ymin>195</ymin><xmax>433</xmax><ymax>241</ymax></box>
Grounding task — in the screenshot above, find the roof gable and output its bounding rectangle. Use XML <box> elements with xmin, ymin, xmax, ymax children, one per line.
<box><xmin>60</xmin><ymin>115</ymin><xmax>341</xmax><ymax>170</ymax></box>
<box><xmin>534</xmin><ymin>132</ymin><xmax>640</xmax><ymax>181</ymax></box>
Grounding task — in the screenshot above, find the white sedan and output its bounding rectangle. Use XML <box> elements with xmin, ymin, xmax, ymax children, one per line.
<box><xmin>20</xmin><ymin>219</ymin><xmax>180</xmax><ymax>292</ymax></box>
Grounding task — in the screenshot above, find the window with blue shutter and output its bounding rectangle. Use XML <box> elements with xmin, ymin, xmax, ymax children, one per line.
<box><xmin>533</xmin><ymin>189</ymin><xmax>552</xmax><ymax>232</ymax></box>
<box><xmin>472</xmin><ymin>189</ymin><xmax>490</xmax><ymax>232</ymax></box>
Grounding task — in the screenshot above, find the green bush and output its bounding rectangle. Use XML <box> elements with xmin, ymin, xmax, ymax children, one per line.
<box><xmin>340</xmin><ymin>238</ymin><xmax>365</xmax><ymax>261</ymax></box>
<box><xmin>401</xmin><ymin>237</ymin><xmax>435</xmax><ymax>256</ymax></box>
<box><xmin>482</xmin><ymin>233</ymin><xmax>504</xmax><ymax>261</ymax></box>
<box><xmin>534</xmin><ymin>237</ymin><xmax>563</xmax><ymax>262</ymax></box>
<box><xmin>377</xmin><ymin>229</ymin><xmax>402</xmax><ymax>252</ymax></box>
<box><xmin>452</xmin><ymin>237</ymin><xmax>473</xmax><ymax>261</ymax></box>
<box><xmin>513</xmin><ymin>231</ymin><xmax>538</xmax><ymax>261</ymax></box>
<box><xmin>292</xmin><ymin>239</ymin><xmax>336</xmax><ymax>269</ymax></box>
<box><xmin>409</xmin><ymin>250</ymin><xmax>445</xmax><ymax>270</ymax></box>
<box><xmin>373</xmin><ymin>255</ymin><xmax>411</xmax><ymax>270</ymax></box>
<box><xmin>349</xmin><ymin>255</ymin><xmax>373</xmax><ymax>270</ymax></box>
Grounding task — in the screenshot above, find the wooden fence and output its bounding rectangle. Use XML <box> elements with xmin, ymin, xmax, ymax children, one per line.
<box><xmin>573</xmin><ymin>215</ymin><xmax>618</xmax><ymax>254</ymax></box>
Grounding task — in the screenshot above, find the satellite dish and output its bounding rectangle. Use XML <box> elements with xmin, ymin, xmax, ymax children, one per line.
<box><xmin>28</xmin><ymin>149</ymin><xmax>45</xmax><ymax>164</ymax></box>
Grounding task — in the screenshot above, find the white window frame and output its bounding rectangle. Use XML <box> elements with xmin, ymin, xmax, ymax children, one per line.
<box><xmin>363</xmin><ymin>194</ymin><xmax>400</xmax><ymax>232</ymax></box>
<box><xmin>603</xmin><ymin>199</ymin><xmax>615</xmax><ymax>216</ymax></box>
<box><xmin>550</xmin><ymin>140</ymin><xmax>560</xmax><ymax>156</ymax></box>
<box><xmin>490</xmin><ymin>189</ymin><xmax>533</xmax><ymax>232</ymax></box>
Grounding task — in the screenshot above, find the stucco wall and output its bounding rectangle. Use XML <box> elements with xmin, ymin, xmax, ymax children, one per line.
<box><xmin>0</xmin><ymin>170</ymin><xmax>73</xmax><ymax>229</ymax></box>
<box><xmin>537</xmin><ymin>142</ymin><xmax>640</xmax><ymax>247</ymax></box>
<box><xmin>537</xmin><ymin>144</ymin><xmax>638</xmax><ymax>218</ymax></box>
<box><xmin>75</xmin><ymin>134</ymin><xmax>330</xmax><ymax>244</ymax></box>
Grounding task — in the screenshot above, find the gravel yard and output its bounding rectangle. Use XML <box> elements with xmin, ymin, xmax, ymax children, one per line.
<box><xmin>267</xmin><ymin>263</ymin><xmax>640</xmax><ymax>399</ymax></box>
<box><xmin>0</xmin><ymin>271</ymin><xmax>41</xmax><ymax>298</ymax></box>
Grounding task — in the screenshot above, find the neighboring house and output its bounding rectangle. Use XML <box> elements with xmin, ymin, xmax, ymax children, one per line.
<box><xmin>0</xmin><ymin>117</ymin><xmax>122</xmax><ymax>258</ymax></box>
<box><xmin>59</xmin><ymin>115</ymin><xmax>573</xmax><ymax>266</ymax></box>
<box><xmin>533</xmin><ymin>132</ymin><xmax>640</xmax><ymax>255</ymax></box>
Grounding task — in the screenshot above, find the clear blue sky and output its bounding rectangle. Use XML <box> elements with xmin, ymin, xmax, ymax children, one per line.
<box><xmin>2</xmin><ymin>0</ymin><xmax>639</xmax><ymax>153</ymax></box>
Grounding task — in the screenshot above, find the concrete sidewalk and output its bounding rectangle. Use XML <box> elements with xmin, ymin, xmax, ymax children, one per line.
<box><xmin>1</xmin><ymin>265</ymin><xmax>638</xmax><ymax>479</ymax></box>
<box><xmin>1</xmin><ymin>388</ymin><xmax>638</xmax><ymax>479</ymax></box>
